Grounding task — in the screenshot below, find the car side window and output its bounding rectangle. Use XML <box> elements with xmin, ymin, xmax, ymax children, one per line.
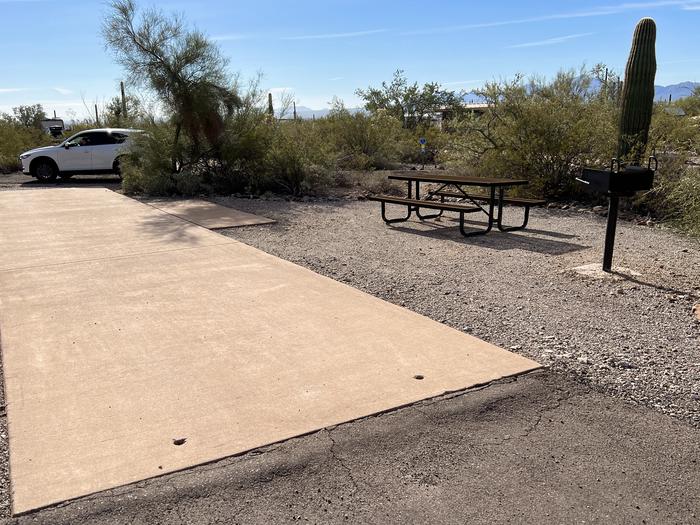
<box><xmin>88</xmin><ymin>132</ymin><xmax>114</xmax><ymax>146</ymax></box>
<box><xmin>66</xmin><ymin>133</ymin><xmax>86</xmax><ymax>146</ymax></box>
<box><xmin>66</xmin><ymin>131</ymin><xmax>125</xmax><ymax>147</ymax></box>
<box><xmin>73</xmin><ymin>133</ymin><xmax>99</xmax><ymax>146</ymax></box>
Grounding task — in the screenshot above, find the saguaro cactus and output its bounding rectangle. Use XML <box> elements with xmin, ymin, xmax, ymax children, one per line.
<box><xmin>267</xmin><ymin>93</ymin><xmax>274</xmax><ymax>119</ymax></box>
<box><xmin>617</xmin><ymin>18</ymin><xmax>657</xmax><ymax>166</ymax></box>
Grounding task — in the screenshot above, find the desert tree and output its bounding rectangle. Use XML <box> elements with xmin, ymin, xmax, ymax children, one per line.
<box><xmin>448</xmin><ymin>68</ymin><xmax>618</xmax><ymax>197</ymax></box>
<box><xmin>104</xmin><ymin>92</ymin><xmax>143</xmax><ymax>126</ymax></box>
<box><xmin>676</xmin><ymin>86</ymin><xmax>700</xmax><ymax>116</ymax></box>
<box><xmin>355</xmin><ymin>70</ymin><xmax>463</xmax><ymax>128</ymax></box>
<box><xmin>102</xmin><ymin>0</ymin><xmax>241</xmax><ymax>170</ymax></box>
<box><xmin>11</xmin><ymin>104</ymin><xmax>47</xmax><ymax>128</ymax></box>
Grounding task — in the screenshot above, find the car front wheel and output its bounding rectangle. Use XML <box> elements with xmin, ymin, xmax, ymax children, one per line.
<box><xmin>33</xmin><ymin>159</ymin><xmax>58</xmax><ymax>181</ymax></box>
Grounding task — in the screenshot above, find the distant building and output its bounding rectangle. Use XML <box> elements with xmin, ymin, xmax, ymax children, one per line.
<box><xmin>462</xmin><ymin>103</ymin><xmax>489</xmax><ymax>116</ymax></box>
<box><xmin>39</xmin><ymin>118</ymin><xmax>65</xmax><ymax>138</ymax></box>
<box><xmin>663</xmin><ymin>106</ymin><xmax>686</xmax><ymax>117</ymax></box>
<box><xmin>408</xmin><ymin>103</ymin><xmax>490</xmax><ymax>130</ymax></box>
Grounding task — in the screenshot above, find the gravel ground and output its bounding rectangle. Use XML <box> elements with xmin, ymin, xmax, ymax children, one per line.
<box><xmin>211</xmin><ymin>194</ymin><xmax>700</xmax><ymax>427</ymax></box>
<box><xmin>0</xmin><ymin>174</ymin><xmax>698</xmax><ymax>519</ymax></box>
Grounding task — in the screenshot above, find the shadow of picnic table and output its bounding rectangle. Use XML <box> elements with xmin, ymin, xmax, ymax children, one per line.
<box><xmin>390</xmin><ymin>218</ymin><xmax>590</xmax><ymax>256</ymax></box>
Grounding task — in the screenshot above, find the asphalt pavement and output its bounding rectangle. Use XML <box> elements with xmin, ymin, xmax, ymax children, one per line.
<box><xmin>4</xmin><ymin>371</ymin><xmax>698</xmax><ymax>524</ymax></box>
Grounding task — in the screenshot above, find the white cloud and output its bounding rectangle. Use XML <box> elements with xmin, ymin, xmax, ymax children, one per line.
<box><xmin>0</xmin><ymin>100</ymin><xmax>87</xmax><ymax>117</ymax></box>
<box><xmin>281</xmin><ymin>29</ymin><xmax>386</xmax><ymax>41</ymax></box>
<box><xmin>400</xmin><ymin>1</ymin><xmax>700</xmax><ymax>36</ymax></box>
<box><xmin>211</xmin><ymin>33</ymin><xmax>250</xmax><ymax>42</ymax></box>
<box><xmin>441</xmin><ymin>80</ymin><xmax>483</xmax><ymax>86</ymax></box>
<box><xmin>52</xmin><ymin>87</ymin><xmax>73</xmax><ymax>96</ymax></box>
<box><xmin>0</xmin><ymin>88</ymin><xmax>28</xmax><ymax>94</ymax></box>
<box><xmin>508</xmin><ymin>32</ymin><xmax>594</xmax><ymax>49</ymax></box>
<box><xmin>295</xmin><ymin>97</ymin><xmax>334</xmax><ymax>109</ymax></box>
<box><xmin>328</xmin><ymin>77</ymin><xmax>344</xmax><ymax>81</ymax></box>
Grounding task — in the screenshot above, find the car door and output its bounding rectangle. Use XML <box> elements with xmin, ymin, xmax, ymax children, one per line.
<box><xmin>90</xmin><ymin>131</ymin><xmax>121</xmax><ymax>171</ymax></box>
<box><xmin>58</xmin><ymin>132</ymin><xmax>95</xmax><ymax>171</ymax></box>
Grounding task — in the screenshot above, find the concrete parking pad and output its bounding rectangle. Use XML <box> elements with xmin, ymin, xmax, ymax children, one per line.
<box><xmin>143</xmin><ymin>199</ymin><xmax>275</xmax><ymax>229</ymax></box>
<box><xmin>0</xmin><ymin>189</ymin><xmax>539</xmax><ymax>514</ymax></box>
<box><xmin>0</xmin><ymin>189</ymin><xmax>228</xmax><ymax>271</ymax></box>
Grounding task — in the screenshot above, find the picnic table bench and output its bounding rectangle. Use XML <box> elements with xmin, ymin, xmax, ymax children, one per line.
<box><xmin>368</xmin><ymin>171</ymin><xmax>546</xmax><ymax>236</ymax></box>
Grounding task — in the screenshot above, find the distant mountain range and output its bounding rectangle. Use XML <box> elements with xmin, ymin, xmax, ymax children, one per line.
<box><xmin>464</xmin><ymin>81</ymin><xmax>699</xmax><ymax>104</ymax></box>
<box><xmin>276</xmin><ymin>105</ymin><xmax>363</xmax><ymax>119</ymax></box>
<box><xmin>589</xmin><ymin>80</ymin><xmax>699</xmax><ymax>101</ymax></box>
<box><xmin>652</xmin><ymin>81</ymin><xmax>699</xmax><ymax>101</ymax></box>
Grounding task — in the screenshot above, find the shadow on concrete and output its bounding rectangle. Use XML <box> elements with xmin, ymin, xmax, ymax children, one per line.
<box><xmin>130</xmin><ymin>196</ymin><xmax>357</xmax><ymax>244</ymax></box>
<box><xmin>207</xmin><ymin>197</ymin><xmax>358</xmax><ymax>229</ymax></box>
<box><xmin>20</xmin><ymin>176</ymin><xmax>122</xmax><ymax>190</ymax></box>
<box><xmin>132</xmin><ymin>211</ymin><xmax>226</xmax><ymax>246</ymax></box>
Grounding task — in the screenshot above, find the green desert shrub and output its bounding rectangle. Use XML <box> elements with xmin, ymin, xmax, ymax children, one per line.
<box><xmin>676</xmin><ymin>86</ymin><xmax>700</xmax><ymax>117</ymax></box>
<box><xmin>314</xmin><ymin>105</ymin><xmax>402</xmax><ymax>170</ymax></box>
<box><xmin>121</xmin><ymin>123</ymin><xmax>180</xmax><ymax>195</ymax></box>
<box><xmin>261</xmin><ymin>120</ymin><xmax>332</xmax><ymax>194</ymax></box>
<box><xmin>667</xmin><ymin>169</ymin><xmax>700</xmax><ymax>234</ymax></box>
<box><xmin>0</xmin><ymin>119</ymin><xmax>51</xmax><ymax>173</ymax></box>
<box><xmin>264</xmin><ymin>132</ymin><xmax>308</xmax><ymax>194</ymax></box>
<box><xmin>648</xmin><ymin>103</ymin><xmax>699</xmax><ymax>159</ymax></box>
<box><xmin>639</xmin><ymin>156</ymin><xmax>700</xmax><ymax>233</ymax></box>
<box><xmin>218</xmin><ymin>104</ymin><xmax>275</xmax><ymax>193</ymax></box>
<box><xmin>397</xmin><ymin>125</ymin><xmax>450</xmax><ymax>164</ymax></box>
<box><xmin>633</xmin><ymin>103</ymin><xmax>700</xmax><ymax>229</ymax></box>
<box><xmin>446</xmin><ymin>70</ymin><xmax>618</xmax><ymax>199</ymax></box>
<box><xmin>174</xmin><ymin>168</ymin><xmax>204</xmax><ymax>196</ymax></box>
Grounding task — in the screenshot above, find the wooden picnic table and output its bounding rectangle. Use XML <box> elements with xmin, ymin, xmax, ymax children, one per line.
<box><xmin>368</xmin><ymin>171</ymin><xmax>545</xmax><ymax>237</ymax></box>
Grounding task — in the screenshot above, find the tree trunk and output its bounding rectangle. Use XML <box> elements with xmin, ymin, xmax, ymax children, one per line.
<box><xmin>172</xmin><ymin>122</ymin><xmax>182</xmax><ymax>173</ymax></box>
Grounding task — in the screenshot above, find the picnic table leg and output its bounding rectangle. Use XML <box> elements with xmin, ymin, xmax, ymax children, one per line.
<box><xmin>379</xmin><ymin>179</ymin><xmax>415</xmax><ymax>224</ymax></box>
<box><xmin>459</xmin><ymin>186</ymin><xmax>495</xmax><ymax>237</ymax></box>
<box><xmin>380</xmin><ymin>201</ymin><xmax>413</xmax><ymax>224</ymax></box>
<box><xmin>414</xmin><ymin>179</ymin><xmax>444</xmax><ymax>221</ymax></box>
<box><xmin>497</xmin><ymin>187</ymin><xmax>531</xmax><ymax>232</ymax></box>
<box><xmin>497</xmin><ymin>187</ymin><xmax>504</xmax><ymax>224</ymax></box>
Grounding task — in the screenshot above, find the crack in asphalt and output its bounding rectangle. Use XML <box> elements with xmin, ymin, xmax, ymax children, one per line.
<box><xmin>3</xmin><ymin>372</ymin><xmax>542</xmax><ymax>518</ymax></box>
<box><xmin>324</xmin><ymin>429</ymin><xmax>360</xmax><ymax>496</ymax></box>
<box><xmin>519</xmin><ymin>397</ymin><xmax>564</xmax><ymax>439</ymax></box>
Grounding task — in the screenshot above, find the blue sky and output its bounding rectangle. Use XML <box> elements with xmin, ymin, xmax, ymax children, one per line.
<box><xmin>1</xmin><ymin>0</ymin><xmax>699</xmax><ymax>119</ymax></box>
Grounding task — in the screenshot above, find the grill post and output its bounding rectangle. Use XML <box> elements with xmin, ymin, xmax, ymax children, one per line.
<box><xmin>602</xmin><ymin>195</ymin><xmax>620</xmax><ymax>272</ymax></box>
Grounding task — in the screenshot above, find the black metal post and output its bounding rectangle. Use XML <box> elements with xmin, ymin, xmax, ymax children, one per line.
<box><xmin>603</xmin><ymin>195</ymin><xmax>619</xmax><ymax>272</ymax></box>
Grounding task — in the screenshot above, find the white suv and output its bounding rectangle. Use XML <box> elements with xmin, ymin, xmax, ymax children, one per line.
<box><xmin>20</xmin><ymin>128</ymin><xmax>142</xmax><ymax>181</ymax></box>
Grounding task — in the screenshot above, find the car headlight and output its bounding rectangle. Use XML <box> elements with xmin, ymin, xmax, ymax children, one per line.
<box><xmin>19</xmin><ymin>153</ymin><xmax>32</xmax><ymax>160</ymax></box>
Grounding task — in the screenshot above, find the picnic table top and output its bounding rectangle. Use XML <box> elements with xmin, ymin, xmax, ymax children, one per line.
<box><xmin>387</xmin><ymin>171</ymin><xmax>529</xmax><ymax>187</ymax></box>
